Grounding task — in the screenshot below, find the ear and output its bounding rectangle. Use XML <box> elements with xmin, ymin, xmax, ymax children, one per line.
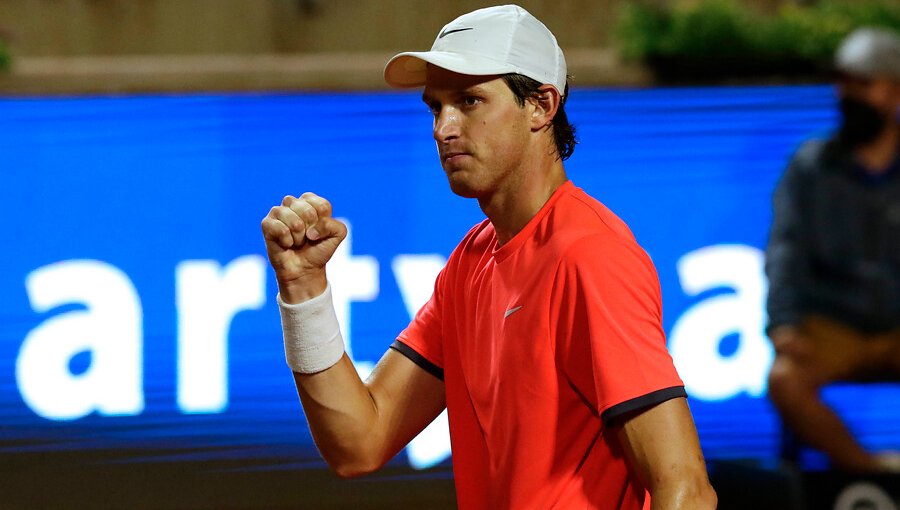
<box><xmin>528</xmin><ymin>84</ymin><xmax>561</xmax><ymax>132</ymax></box>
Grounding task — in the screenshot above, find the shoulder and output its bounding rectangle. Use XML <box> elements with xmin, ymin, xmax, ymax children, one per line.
<box><xmin>789</xmin><ymin>136</ymin><xmax>847</xmax><ymax>177</ymax></box>
<box><xmin>550</xmin><ymin>189</ymin><xmax>657</xmax><ymax>280</ymax></box>
<box><xmin>443</xmin><ymin>218</ymin><xmax>494</xmax><ymax>269</ymax></box>
<box><xmin>794</xmin><ymin>137</ymin><xmax>828</xmax><ymax>162</ymax></box>
<box><xmin>553</xmin><ymin>187</ymin><xmax>650</xmax><ymax>263</ymax></box>
<box><xmin>458</xmin><ymin>218</ymin><xmax>493</xmax><ymax>254</ymax></box>
<box><xmin>429</xmin><ymin>220</ymin><xmax>493</xmax><ymax>295</ymax></box>
<box><xmin>559</xmin><ymin>232</ymin><xmax>657</xmax><ymax>282</ymax></box>
<box><xmin>554</xmin><ymin>187</ymin><xmax>635</xmax><ymax>237</ymax></box>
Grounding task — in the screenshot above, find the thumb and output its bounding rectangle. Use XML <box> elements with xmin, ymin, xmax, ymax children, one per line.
<box><xmin>306</xmin><ymin>216</ymin><xmax>348</xmax><ymax>242</ymax></box>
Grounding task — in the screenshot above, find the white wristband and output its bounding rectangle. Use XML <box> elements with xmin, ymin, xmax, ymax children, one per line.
<box><xmin>277</xmin><ymin>283</ymin><xmax>345</xmax><ymax>374</ymax></box>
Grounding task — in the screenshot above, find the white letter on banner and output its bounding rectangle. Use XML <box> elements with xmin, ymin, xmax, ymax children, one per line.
<box><xmin>17</xmin><ymin>260</ymin><xmax>144</xmax><ymax>420</ymax></box>
<box><xmin>669</xmin><ymin>244</ymin><xmax>773</xmax><ymax>401</ymax></box>
<box><xmin>393</xmin><ymin>254</ymin><xmax>451</xmax><ymax>470</ymax></box>
<box><xmin>176</xmin><ymin>255</ymin><xmax>266</xmax><ymax>414</ymax></box>
<box><xmin>328</xmin><ymin>220</ymin><xmax>379</xmax><ymax>379</ymax></box>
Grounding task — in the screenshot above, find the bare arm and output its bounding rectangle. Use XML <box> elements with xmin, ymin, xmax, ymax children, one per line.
<box><xmin>294</xmin><ymin>350</ymin><xmax>445</xmax><ymax>478</ymax></box>
<box><xmin>262</xmin><ymin>192</ymin><xmax>445</xmax><ymax>478</ymax></box>
<box><xmin>615</xmin><ymin>397</ymin><xmax>717</xmax><ymax>510</ymax></box>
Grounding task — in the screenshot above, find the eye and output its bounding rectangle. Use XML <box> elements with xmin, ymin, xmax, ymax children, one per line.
<box><xmin>427</xmin><ymin>102</ymin><xmax>441</xmax><ymax>117</ymax></box>
<box><xmin>462</xmin><ymin>96</ymin><xmax>480</xmax><ymax>108</ymax></box>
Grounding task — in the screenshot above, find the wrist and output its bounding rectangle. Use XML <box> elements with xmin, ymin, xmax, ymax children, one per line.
<box><xmin>278</xmin><ymin>272</ymin><xmax>327</xmax><ymax>304</ymax></box>
<box><xmin>277</xmin><ymin>282</ymin><xmax>345</xmax><ymax>374</ymax></box>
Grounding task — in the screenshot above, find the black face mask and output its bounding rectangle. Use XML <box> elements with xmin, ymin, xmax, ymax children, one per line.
<box><xmin>838</xmin><ymin>96</ymin><xmax>887</xmax><ymax>147</ymax></box>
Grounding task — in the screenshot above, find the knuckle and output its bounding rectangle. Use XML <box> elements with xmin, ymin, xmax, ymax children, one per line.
<box><xmin>296</xmin><ymin>201</ymin><xmax>318</xmax><ymax>223</ymax></box>
<box><xmin>315</xmin><ymin>198</ymin><xmax>333</xmax><ymax>216</ymax></box>
<box><xmin>301</xmin><ymin>192</ymin><xmax>332</xmax><ymax>216</ymax></box>
<box><xmin>282</xmin><ymin>195</ymin><xmax>296</xmax><ymax>206</ymax></box>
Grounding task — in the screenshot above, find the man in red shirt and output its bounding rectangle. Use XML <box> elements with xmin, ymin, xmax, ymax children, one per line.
<box><xmin>261</xmin><ymin>5</ymin><xmax>716</xmax><ymax>509</ymax></box>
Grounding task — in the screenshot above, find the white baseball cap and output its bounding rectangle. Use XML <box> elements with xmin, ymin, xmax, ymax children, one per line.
<box><xmin>383</xmin><ymin>4</ymin><xmax>567</xmax><ymax>94</ymax></box>
<box><xmin>835</xmin><ymin>27</ymin><xmax>900</xmax><ymax>81</ymax></box>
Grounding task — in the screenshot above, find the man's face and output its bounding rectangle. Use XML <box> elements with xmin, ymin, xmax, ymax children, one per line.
<box><xmin>422</xmin><ymin>66</ymin><xmax>532</xmax><ymax>199</ymax></box>
<box><xmin>836</xmin><ymin>73</ymin><xmax>900</xmax><ymax>118</ymax></box>
<box><xmin>834</xmin><ymin>73</ymin><xmax>900</xmax><ymax>147</ymax></box>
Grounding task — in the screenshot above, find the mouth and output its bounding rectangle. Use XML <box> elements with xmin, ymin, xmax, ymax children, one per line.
<box><xmin>442</xmin><ymin>152</ymin><xmax>470</xmax><ymax>164</ymax></box>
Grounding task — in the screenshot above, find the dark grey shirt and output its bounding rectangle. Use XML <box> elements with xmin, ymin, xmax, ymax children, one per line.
<box><xmin>765</xmin><ymin>136</ymin><xmax>900</xmax><ymax>334</ymax></box>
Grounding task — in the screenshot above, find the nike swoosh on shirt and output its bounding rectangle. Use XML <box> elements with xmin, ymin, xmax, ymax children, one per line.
<box><xmin>504</xmin><ymin>306</ymin><xmax>524</xmax><ymax>318</ymax></box>
<box><xmin>439</xmin><ymin>27</ymin><xmax>474</xmax><ymax>39</ymax></box>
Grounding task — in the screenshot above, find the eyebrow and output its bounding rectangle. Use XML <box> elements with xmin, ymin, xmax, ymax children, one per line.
<box><xmin>422</xmin><ymin>85</ymin><xmax>488</xmax><ymax>105</ymax></box>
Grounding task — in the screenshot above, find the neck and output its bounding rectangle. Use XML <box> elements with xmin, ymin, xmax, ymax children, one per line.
<box><xmin>478</xmin><ymin>153</ymin><xmax>567</xmax><ymax>246</ymax></box>
<box><xmin>855</xmin><ymin>121</ymin><xmax>900</xmax><ymax>173</ymax></box>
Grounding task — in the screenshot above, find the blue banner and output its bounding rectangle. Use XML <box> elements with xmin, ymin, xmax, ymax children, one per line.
<box><xmin>1</xmin><ymin>85</ymin><xmax>896</xmax><ymax>473</ymax></box>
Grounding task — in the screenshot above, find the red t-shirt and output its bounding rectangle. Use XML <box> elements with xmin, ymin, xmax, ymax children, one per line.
<box><xmin>392</xmin><ymin>181</ymin><xmax>685</xmax><ymax>509</ymax></box>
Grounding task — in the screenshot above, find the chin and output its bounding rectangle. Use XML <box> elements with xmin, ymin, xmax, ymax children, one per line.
<box><xmin>445</xmin><ymin>171</ymin><xmax>483</xmax><ymax>199</ymax></box>
<box><xmin>447</xmin><ymin>179</ymin><xmax>480</xmax><ymax>198</ymax></box>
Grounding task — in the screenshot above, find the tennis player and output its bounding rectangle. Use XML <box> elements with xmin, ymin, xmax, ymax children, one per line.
<box><xmin>261</xmin><ymin>5</ymin><xmax>716</xmax><ymax>509</ymax></box>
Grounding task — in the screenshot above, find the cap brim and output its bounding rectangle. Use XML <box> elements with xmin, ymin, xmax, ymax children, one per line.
<box><xmin>384</xmin><ymin>51</ymin><xmax>514</xmax><ymax>88</ymax></box>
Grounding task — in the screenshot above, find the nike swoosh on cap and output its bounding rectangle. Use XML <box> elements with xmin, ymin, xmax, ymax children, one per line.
<box><xmin>439</xmin><ymin>27</ymin><xmax>474</xmax><ymax>39</ymax></box>
<box><xmin>504</xmin><ymin>306</ymin><xmax>523</xmax><ymax>318</ymax></box>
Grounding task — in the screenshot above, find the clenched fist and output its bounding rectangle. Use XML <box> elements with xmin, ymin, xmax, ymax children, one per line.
<box><xmin>261</xmin><ymin>192</ymin><xmax>347</xmax><ymax>303</ymax></box>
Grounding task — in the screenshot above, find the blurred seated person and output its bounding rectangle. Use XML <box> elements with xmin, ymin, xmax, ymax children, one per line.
<box><xmin>765</xmin><ymin>27</ymin><xmax>900</xmax><ymax>473</ymax></box>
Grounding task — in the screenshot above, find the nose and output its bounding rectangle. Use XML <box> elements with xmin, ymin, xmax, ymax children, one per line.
<box><xmin>433</xmin><ymin>107</ymin><xmax>460</xmax><ymax>143</ymax></box>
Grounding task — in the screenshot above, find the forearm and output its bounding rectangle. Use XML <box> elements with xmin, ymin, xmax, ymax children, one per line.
<box><xmin>293</xmin><ymin>355</ymin><xmax>384</xmax><ymax>477</ymax></box>
<box><xmin>292</xmin><ymin>349</ymin><xmax>447</xmax><ymax>478</ymax></box>
<box><xmin>279</xmin><ymin>277</ymin><xmax>385</xmax><ymax>476</ymax></box>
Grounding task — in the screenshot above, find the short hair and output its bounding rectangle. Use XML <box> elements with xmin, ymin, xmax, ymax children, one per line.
<box><xmin>501</xmin><ymin>74</ymin><xmax>577</xmax><ymax>161</ymax></box>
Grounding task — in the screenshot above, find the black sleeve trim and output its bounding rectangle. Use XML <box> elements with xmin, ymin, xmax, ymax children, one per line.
<box><xmin>600</xmin><ymin>386</ymin><xmax>687</xmax><ymax>425</ymax></box>
<box><xmin>390</xmin><ymin>340</ymin><xmax>444</xmax><ymax>381</ymax></box>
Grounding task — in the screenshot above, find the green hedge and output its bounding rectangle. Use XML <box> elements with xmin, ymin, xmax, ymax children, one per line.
<box><xmin>616</xmin><ymin>0</ymin><xmax>900</xmax><ymax>82</ymax></box>
<box><xmin>0</xmin><ymin>38</ymin><xmax>9</xmax><ymax>72</ymax></box>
